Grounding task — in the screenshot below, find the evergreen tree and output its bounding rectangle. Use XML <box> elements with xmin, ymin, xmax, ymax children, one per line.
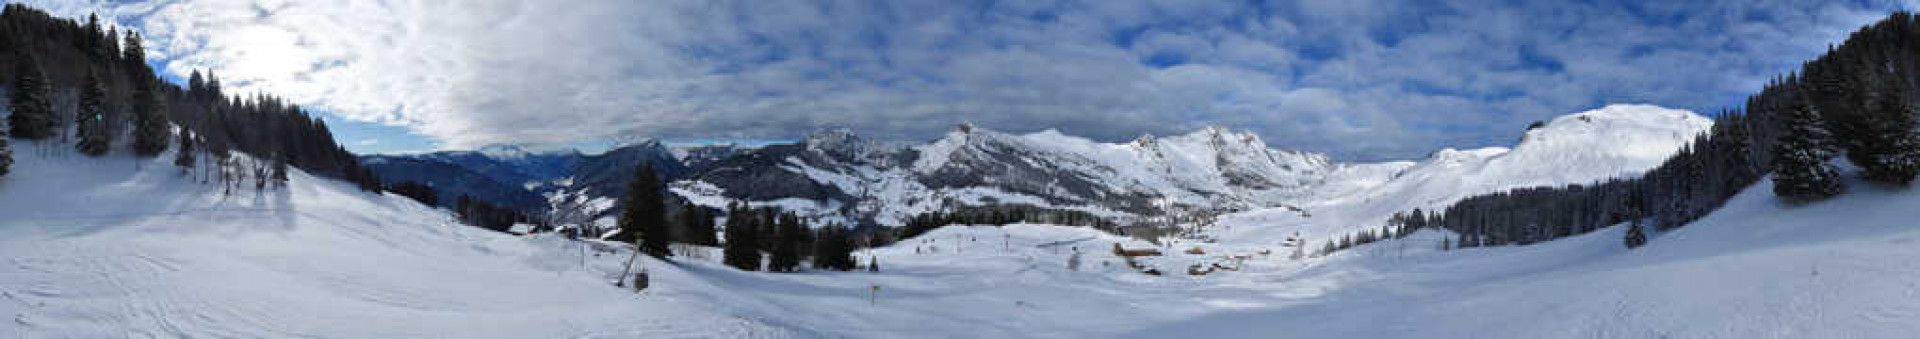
<box><xmin>1849</xmin><ymin>71</ymin><xmax>1920</xmax><ymax>185</ymax></box>
<box><xmin>616</xmin><ymin>165</ymin><xmax>671</xmax><ymax>258</ymax></box>
<box><xmin>1771</xmin><ymin>99</ymin><xmax>1846</xmax><ymax>202</ymax></box>
<box><xmin>131</xmin><ymin>80</ymin><xmax>170</xmax><ymax>157</ymax></box>
<box><xmin>679</xmin><ymin>204</ymin><xmax>718</xmax><ymax>246</ymax></box>
<box><xmin>121</xmin><ymin>31</ymin><xmax>150</xmax><ymax>76</ymax></box>
<box><xmin>812</xmin><ymin>224</ymin><xmax>856</xmax><ymax>271</ymax></box>
<box><xmin>722</xmin><ymin>203</ymin><xmax>762</xmax><ymax>271</ymax></box>
<box><xmin>767</xmin><ymin>212</ymin><xmax>804</xmax><ymax>272</ymax></box>
<box><xmin>8</xmin><ymin>52</ymin><xmax>55</xmax><ymax>140</ymax></box>
<box><xmin>0</xmin><ymin>128</ymin><xmax>11</xmax><ymax>177</ymax></box>
<box><xmin>1623</xmin><ymin>220</ymin><xmax>1648</xmax><ymax>249</ymax></box>
<box><xmin>74</xmin><ymin>73</ymin><xmax>110</xmax><ymax>157</ymax></box>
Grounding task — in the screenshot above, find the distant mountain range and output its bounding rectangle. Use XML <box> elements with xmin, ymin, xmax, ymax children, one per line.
<box><xmin>360</xmin><ymin>141</ymin><xmax>689</xmax><ymax>216</ymax></box>
<box><xmin>362</xmin><ymin>104</ymin><xmax>1709</xmax><ymax>235</ymax></box>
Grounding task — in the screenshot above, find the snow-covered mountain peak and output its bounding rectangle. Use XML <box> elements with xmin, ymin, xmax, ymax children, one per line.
<box><xmin>1515</xmin><ymin>103</ymin><xmax>1712</xmax><ymax>161</ymax></box>
<box><xmin>803</xmin><ymin>128</ymin><xmax>866</xmax><ymax>158</ymax></box>
<box><xmin>1209</xmin><ymin>104</ymin><xmax>1712</xmax><ymax>246</ymax></box>
<box><xmin>1130</xmin><ymin>133</ymin><xmax>1158</xmax><ymax>147</ymax></box>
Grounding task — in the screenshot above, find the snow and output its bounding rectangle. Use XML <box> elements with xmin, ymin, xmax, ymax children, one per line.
<box><xmin>1133</xmin><ymin>175</ymin><xmax>1920</xmax><ymax>338</ymax></box>
<box><xmin>0</xmin><ymin>143</ymin><xmax>786</xmax><ymax>337</ymax></box>
<box><xmin>1207</xmin><ymin>104</ymin><xmax>1713</xmax><ymax>246</ymax></box>
<box><xmin>2</xmin><ymin>103</ymin><xmax>1910</xmax><ymax>337</ymax></box>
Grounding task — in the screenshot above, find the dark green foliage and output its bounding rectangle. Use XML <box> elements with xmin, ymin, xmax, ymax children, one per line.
<box><xmin>812</xmin><ymin>223</ymin><xmax>857</xmax><ymax>271</ymax></box>
<box><xmin>1850</xmin><ymin>71</ymin><xmax>1920</xmax><ymax>185</ymax></box>
<box><xmin>131</xmin><ymin>79</ymin><xmax>169</xmax><ymax>157</ymax></box>
<box><xmin>389</xmin><ymin>181</ymin><xmax>439</xmax><ymax>206</ymax></box>
<box><xmin>616</xmin><ymin>165</ymin><xmax>671</xmax><ymax>258</ymax></box>
<box><xmin>767</xmin><ymin>212</ymin><xmax>804</xmax><ymax>272</ymax></box>
<box><xmin>0</xmin><ymin>129</ymin><xmax>11</xmax><ymax>177</ymax></box>
<box><xmin>1773</xmin><ymin>99</ymin><xmax>1846</xmax><ymax>201</ymax></box>
<box><xmin>899</xmin><ymin>204</ymin><xmax>1118</xmax><ymax>240</ymax></box>
<box><xmin>455</xmin><ymin>195</ymin><xmax>529</xmax><ymax>233</ymax></box>
<box><xmin>678</xmin><ymin>203</ymin><xmax>719</xmax><ymax>246</ymax></box>
<box><xmin>73</xmin><ymin>72</ymin><xmax>109</xmax><ymax>157</ymax></box>
<box><xmin>722</xmin><ymin>202</ymin><xmax>763</xmax><ymax>271</ymax></box>
<box><xmin>1623</xmin><ymin>221</ymin><xmax>1648</xmax><ymax>249</ymax></box>
<box><xmin>7</xmin><ymin>52</ymin><xmax>55</xmax><ymax>140</ymax></box>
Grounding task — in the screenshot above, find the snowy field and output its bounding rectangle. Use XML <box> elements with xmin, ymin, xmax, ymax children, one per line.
<box><xmin>3</xmin><ymin>142</ymin><xmax>1917</xmax><ymax>338</ymax></box>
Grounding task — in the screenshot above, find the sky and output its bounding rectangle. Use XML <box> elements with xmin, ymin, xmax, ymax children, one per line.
<box><xmin>17</xmin><ymin>0</ymin><xmax>1913</xmax><ymax>160</ymax></box>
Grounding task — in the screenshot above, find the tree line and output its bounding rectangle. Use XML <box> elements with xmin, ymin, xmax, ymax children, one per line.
<box><xmin>899</xmin><ymin>204</ymin><xmax>1120</xmax><ymax>240</ymax></box>
<box><xmin>0</xmin><ymin>4</ymin><xmax>381</xmax><ymax>192</ymax></box>
<box><xmin>604</xmin><ymin>165</ymin><xmax>868</xmax><ymax>272</ymax></box>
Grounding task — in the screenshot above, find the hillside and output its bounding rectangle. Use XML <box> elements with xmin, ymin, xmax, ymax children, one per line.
<box><xmin>0</xmin><ymin>144</ymin><xmax>780</xmax><ymax>337</ymax></box>
<box><xmin>1206</xmin><ymin>104</ymin><xmax>1712</xmax><ymax>245</ymax></box>
<box><xmin>1135</xmin><ymin>174</ymin><xmax>1920</xmax><ymax>337</ymax></box>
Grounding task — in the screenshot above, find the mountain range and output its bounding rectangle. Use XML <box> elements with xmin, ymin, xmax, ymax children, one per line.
<box><xmin>362</xmin><ymin>104</ymin><xmax>1710</xmax><ymax>235</ymax></box>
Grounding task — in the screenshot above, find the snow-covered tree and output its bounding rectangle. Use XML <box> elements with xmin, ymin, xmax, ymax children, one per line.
<box><xmin>1771</xmin><ymin>99</ymin><xmax>1845</xmax><ymax>202</ymax></box>
<box><xmin>1846</xmin><ymin>71</ymin><xmax>1920</xmax><ymax>185</ymax></box>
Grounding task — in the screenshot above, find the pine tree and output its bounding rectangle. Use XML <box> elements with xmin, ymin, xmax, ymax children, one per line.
<box><xmin>8</xmin><ymin>52</ymin><xmax>56</xmax><ymax>140</ymax></box>
<box><xmin>1771</xmin><ymin>98</ymin><xmax>1846</xmax><ymax>202</ymax></box>
<box><xmin>1850</xmin><ymin>71</ymin><xmax>1920</xmax><ymax>185</ymax></box>
<box><xmin>131</xmin><ymin>80</ymin><xmax>170</xmax><ymax>157</ymax></box>
<box><xmin>768</xmin><ymin>212</ymin><xmax>803</xmax><ymax>272</ymax></box>
<box><xmin>617</xmin><ymin>165</ymin><xmax>671</xmax><ymax>258</ymax></box>
<box><xmin>0</xmin><ymin>128</ymin><xmax>12</xmax><ymax>177</ymax></box>
<box><xmin>722</xmin><ymin>204</ymin><xmax>762</xmax><ymax>271</ymax></box>
<box><xmin>74</xmin><ymin>73</ymin><xmax>111</xmax><ymax>157</ymax></box>
<box><xmin>121</xmin><ymin>31</ymin><xmax>149</xmax><ymax>75</ymax></box>
<box><xmin>679</xmin><ymin>204</ymin><xmax>718</xmax><ymax>246</ymax></box>
<box><xmin>812</xmin><ymin>224</ymin><xmax>856</xmax><ymax>271</ymax></box>
<box><xmin>1623</xmin><ymin>220</ymin><xmax>1648</xmax><ymax>249</ymax></box>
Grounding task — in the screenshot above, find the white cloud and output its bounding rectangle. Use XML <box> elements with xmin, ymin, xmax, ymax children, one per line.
<box><xmin>48</xmin><ymin>0</ymin><xmax>1906</xmax><ymax>159</ymax></box>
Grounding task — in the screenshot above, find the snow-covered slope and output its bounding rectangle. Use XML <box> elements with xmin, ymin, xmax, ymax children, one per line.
<box><xmin>4</xmin><ymin>139</ymin><xmax>1913</xmax><ymax>338</ymax></box>
<box><xmin>0</xmin><ymin>144</ymin><xmax>783</xmax><ymax>337</ymax></box>
<box><xmin>1207</xmin><ymin>104</ymin><xmax>1712</xmax><ymax>245</ymax></box>
<box><xmin>1134</xmin><ymin>175</ymin><xmax>1920</xmax><ymax>338</ymax></box>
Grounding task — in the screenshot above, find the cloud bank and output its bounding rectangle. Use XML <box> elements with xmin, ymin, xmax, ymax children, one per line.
<box><xmin>40</xmin><ymin>0</ymin><xmax>1903</xmax><ymax>159</ymax></box>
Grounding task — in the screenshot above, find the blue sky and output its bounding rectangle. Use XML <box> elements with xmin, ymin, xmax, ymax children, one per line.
<box><xmin>27</xmin><ymin>0</ymin><xmax>1914</xmax><ymax>160</ymax></box>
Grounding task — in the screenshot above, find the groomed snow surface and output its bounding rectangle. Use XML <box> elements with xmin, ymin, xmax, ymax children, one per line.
<box><xmin>5</xmin><ymin>134</ymin><xmax>1919</xmax><ymax>337</ymax></box>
